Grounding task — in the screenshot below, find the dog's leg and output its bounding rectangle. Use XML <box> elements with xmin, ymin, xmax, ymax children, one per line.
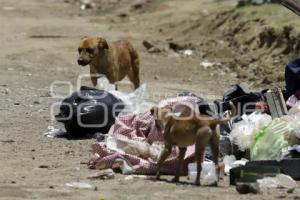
<box><xmin>209</xmin><ymin>129</ymin><xmax>220</xmax><ymax>186</ymax></box>
<box><xmin>129</xmin><ymin>48</ymin><xmax>140</xmax><ymax>89</ymax></box>
<box><xmin>195</xmin><ymin>126</ymin><xmax>212</xmax><ymax>186</ymax></box>
<box><xmin>156</xmin><ymin>143</ymin><xmax>172</xmax><ymax>180</ymax></box>
<box><xmin>90</xmin><ymin>66</ymin><xmax>98</xmax><ymax>87</ymax></box>
<box><xmin>128</xmin><ymin>70</ymin><xmax>140</xmax><ymax>90</ymax></box>
<box><xmin>172</xmin><ymin>147</ymin><xmax>187</xmax><ymax>183</ymax></box>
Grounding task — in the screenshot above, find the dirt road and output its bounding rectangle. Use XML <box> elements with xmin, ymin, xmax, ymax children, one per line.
<box><xmin>0</xmin><ymin>0</ymin><xmax>299</xmax><ymax>199</ymax></box>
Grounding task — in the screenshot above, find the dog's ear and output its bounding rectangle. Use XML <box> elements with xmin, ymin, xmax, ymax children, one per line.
<box><xmin>150</xmin><ymin>107</ymin><xmax>155</xmax><ymax>115</ymax></box>
<box><xmin>150</xmin><ymin>106</ymin><xmax>158</xmax><ymax>116</ymax></box>
<box><xmin>97</xmin><ymin>37</ymin><xmax>109</xmax><ymax>50</ymax></box>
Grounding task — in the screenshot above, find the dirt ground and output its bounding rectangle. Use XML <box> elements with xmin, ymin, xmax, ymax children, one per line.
<box><xmin>0</xmin><ymin>0</ymin><xmax>299</xmax><ymax>199</ymax></box>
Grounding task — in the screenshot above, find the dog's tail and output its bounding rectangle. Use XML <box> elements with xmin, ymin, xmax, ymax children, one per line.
<box><xmin>207</xmin><ymin>101</ymin><xmax>236</xmax><ymax>125</ymax></box>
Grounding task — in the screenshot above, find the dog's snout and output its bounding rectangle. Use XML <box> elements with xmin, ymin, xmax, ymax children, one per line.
<box><xmin>77</xmin><ymin>58</ymin><xmax>85</xmax><ymax>65</ymax></box>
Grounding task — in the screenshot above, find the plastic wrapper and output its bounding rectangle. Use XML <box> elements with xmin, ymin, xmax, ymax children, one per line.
<box><xmin>250</xmin><ymin>118</ymin><xmax>296</xmax><ymax>160</ymax></box>
<box><xmin>230</xmin><ymin>112</ymin><xmax>272</xmax><ymax>151</ymax></box>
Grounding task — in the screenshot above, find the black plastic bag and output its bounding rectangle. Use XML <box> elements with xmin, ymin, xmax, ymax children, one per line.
<box><xmin>55</xmin><ymin>86</ymin><xmax>124</xmax><ymax>136</ymax></box>
<box><xmin>178</xmin><ymin>90</ymin><xmax>215</xmax><ymax>116</ymax></box>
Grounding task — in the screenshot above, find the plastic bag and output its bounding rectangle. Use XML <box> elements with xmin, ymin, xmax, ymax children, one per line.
<box><xmin>188</xmin><ymin>161</ymin><xmax>217</xmax><ymax>185</ymax></box>
<box><xmin>110</xmin><ymin>84</ymin><xmax>154</xmax><ymax>115</ymax></box>
<box><xmin>55</xmin><ymin>86</ymin><xmax>124</xmax><ymax>136</ymax></box>
<box><xmin>250</xmin><ymin>118</ymin><xmax>294</xmax><ymax>160</ymax></box>
<box><xmin>106</xmin><ymin>135</ymin><xmax>164</xmax><ymax>162</ymax></box>
<box><xmin>230</xmin><ymin>112</ymin><xmax>272</xmax><ymax>151</ymax></box>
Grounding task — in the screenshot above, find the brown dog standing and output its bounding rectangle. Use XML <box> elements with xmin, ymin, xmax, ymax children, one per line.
<box><xmin>151</xmin><ymin>103</ymin><xmax>236</xmax><ymax>186</ymax></box>
<box><xmin>77</xmin><ymin>36</ymin><xmax>140</xmax><ymax>89</ymax></box>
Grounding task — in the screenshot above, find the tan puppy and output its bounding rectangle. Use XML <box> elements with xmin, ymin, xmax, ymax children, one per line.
<box><xmin>151</xmin><ymin>103</ymin><xmax>236</xmax><ymax>186</ymax></box>
<box><xmin>77</xmin><ymin>36</ymin><xmax>140</xmax><ymax>89</ymax></box>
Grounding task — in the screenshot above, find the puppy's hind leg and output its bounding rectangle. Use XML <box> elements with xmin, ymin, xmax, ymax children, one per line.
<box><xmin>172</xmin><ymin>147</ymin><xmax>187</xmax><ymax>183</ymax></box>
<box><xmin>209</xmin><ymin>129</ymin><xmax>220</xmax><ymax>186</ymax></box>
<box><xmin>195</xmin><ymin>126</ymin><xmax>212</xmax><ymax>186</ymax></box>
<box><xmin>156</xmin><ymin>143</ymin><xmax>172</xmax><ymax>180</ymax></box>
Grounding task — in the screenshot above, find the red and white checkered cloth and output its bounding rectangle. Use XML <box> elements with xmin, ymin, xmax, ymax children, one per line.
<box><xmin>88</xmin><ymin>96</ymin><xmax>199</xmax><ymax>175</ymax></box>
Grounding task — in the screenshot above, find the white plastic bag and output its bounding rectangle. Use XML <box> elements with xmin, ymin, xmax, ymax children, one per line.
<box><xmin>188</xmin><ymin>161</ymin><xmax>217</xmax><ymax>185</ymax></box>
<box><xmin>110</xmin><ymin>84</ymin><xmax>155</xmax><ymax>115</ymax></box>
<box><xmin>230</xmin><ymin>112</ymin><xmax>272</xmax><ymax>151</ymax></box>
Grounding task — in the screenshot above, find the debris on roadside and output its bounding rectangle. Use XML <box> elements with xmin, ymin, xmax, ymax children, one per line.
<box><xmin>124</xmin><ymin>175</ymin><xmax>147</xmax><ymax>180</ymax></box>
<box><xmin>65</xmin><ymin>182</ymin><xmax>92</xmax><ymax>189</ymax></box>
<box><xmin>200</xmin><ymin>61</ymin><xmax>221</xmax><ymax>69</ymax></box>
<box><xmin>257</xmin><ymin>174</ymin><xmax>297</xmax><ymax>192</ymax></box>
<box><xmin>44</xmin><ymin>126</ymin><xmax>66</xmax><ymax>138</ymax></box>
<box><xmin>236</xmin><ymin>182</ymin><xmax>260</xmax><ymax>194</ymax></box>
<box><xmin>168</xmin><ymin>42</ymin><xmax>194</xmax><ymax>58</ymax></box>
<box><xmin>80</xmin><ymin>0</ymin><xmax>95</xmax><ymax>10</ymax></box>
<box><xmin>87</xmin><ymin>169</ymin><xmax>115</xmax><ymax>180</ymax></box>
<box><xmin>142</xmin><ymin>40</ymin><xmax>161</xmax><ymax>53</ymax></box>
<box><xmin>30</xmin><ymin>35</ymin><xmax>67</xmax><ymax>39</ymax></box>
<box><xmin>237</xmin><ymin>0</ymin><xmax>279</xmax><ymax>7</ymax></box>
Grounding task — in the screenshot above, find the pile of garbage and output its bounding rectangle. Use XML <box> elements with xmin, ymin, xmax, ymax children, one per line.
<box><xmin>49</xmin><ymin>57</ymin><xmax>300</xmax><ymax>192</ymax></box>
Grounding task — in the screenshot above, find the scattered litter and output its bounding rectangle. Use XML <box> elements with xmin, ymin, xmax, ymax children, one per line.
<box><xmin>257</xmin><ymin>177</ymin><xmax>278</xmax><ymax>189</ymax></box>
<box><xmin>236</xmin><ymin>182</ymin><xmax>260</xmax><ymax>194</ymax></box>
<box><xmin>168</xmin><ymin>50</ymin><xmax>180</xmax><ymax>58</ymax></box>
<box><xmin>1</xmin><ymin>139</ymin><xmax>15</xmax><ymax>143</ymax></box>
<box><xmin>112</xmin><ymin>158</ymin><xmax>134</xmax><ymax>175</ymax></box>
<box><xmin>168</xmin><ymin>42</ymin><xmax>193</xmax><ymax>57</ymax></box>
<box><xmin>169</xmin><ymin>42</ymin><xmax>184</xmax><ymax>52</ymax></box>
<box><xmin>276</xmin><ymin>174</ymin><xmax>297</xmax><ymax>190</ymax></box>
<box><xmin>110</xmin><ymin>83</ymin><xmax>154</xmax><ymax>115</ymax></box>
<box><xmin>230</xmin><ymin>112</ymin><xmax>272</xmax><ymax>151</ymax></box>
<box><xmin>182</xmin><ymin>49</ymin><xmax>193</xmax><ymax>57</ymax></box>
<box><xmin>55</xmin><ymin>86</ymin><xmax>124</xmax><ymax>136</ymax></box>
<box><xmin>87</xmin><ymin>169</ymin><xmax>115</xmax><ymax>180</ymax></box>
<box><xmin>223</xmin><ymin>155</ymin><xmax>248</xmax><ymax>175</ymax></box>
<box><xmin>106</xmin><ymin>135</ymin><xmax>164</xmax><ymax>162</ymax></box>
<box><xmin>30</xmin><ymin>35</ymin><xmax>67</xmax><ymax>39</ymax></box>
<box><xmin>188</xmin><ymin>161</ymin><xmax>217</xmax><ymax>185</ymax></box>
<box><xmin>200</xmin><ymin>61</ymin><xmax>222</xmax><ymax>69</ymax></box>
<box><xmin>44</xmin><ymin>126</ymin><xmax>66</xmax><ymax>138</ymax></box>
<box><xmin>250</xmin><ymin>118</ymin><xmax>294</xmax><ymax>160</ymax></box>
<box><xmin>65</xmin><ymin>182</ymin><xmax>92</xmax><ymax>189</ymax></box>
<box><xmin>124</xmin><ymin>175</ymin><xmax>147</xmax><ymax>180</ymax></box>
<box><xmin>237</xmin><ymin>0</ymin><xmax>269</xmax><ymax>7</ymax></box>
<box><xmin>257</xmin><ymin>174</ymin><xmax>297</xmax><ymax>191</ymax></box>
<box><xmin>142</xmin><ymin>40</ymin><xmax>161</xmax><ymax>53</ymax></box>
<box><xmin>80</xmin><ymin>0</ymin><xmax>95</xmax><ymax>10</ymax></box>
<box><xmin>39</xmin><ymin>165</ymin><xmax>49</xmax><ymax>169</ymax></box>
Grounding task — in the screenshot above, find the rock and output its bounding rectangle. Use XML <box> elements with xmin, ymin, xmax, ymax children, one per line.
<box><xmin>33</xmin><ymin>101</ymin><xmax>40</xmax><ymax>105</ymax></box>
<box><xmin>118</xmin><ymin>13</ymin><xmax>129</xmax><ymax>18</ymax></box>
<box><xmin>154</xmin><ymin>75</ymin><xmax>159</xmax><ymax>80</ymax></box>
<box><xmin>80</xmin><ymin>0</ymin><xmax>95</xmax><ymax>10</ymax></box>
<box><xmin>142</xmin><ymin>40</ymin><xmax>161</xmax><ymax>53</ymax></box>
<box><xmin>1</xmin><ymin>139</ymin><xmax>15</xmax><ymax>143</ymax></box>
<box><xmin>236</xmin><ymin>182</ymin><xmax>260</xmax><ymax>194</ymax></box>
<box><xmin>39</xmin><ymin>165</ymin><xmax>49</xmax><ymax>169</ymax></box>
<box><xmin>169</xmin><ymin>42</ymin><xmax>184</xmax><ymax>52</ymax></box>
<box><xmin>131</xmin><ymin>1</ymin><xmax>145</xmax><ymax>11</ymax></box>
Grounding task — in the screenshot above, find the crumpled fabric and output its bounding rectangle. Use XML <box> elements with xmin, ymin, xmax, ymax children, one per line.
<box><xmin>88</xmin><ymin>96</ymin><xmax>199</xmax><ymax>175</ymax></box>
